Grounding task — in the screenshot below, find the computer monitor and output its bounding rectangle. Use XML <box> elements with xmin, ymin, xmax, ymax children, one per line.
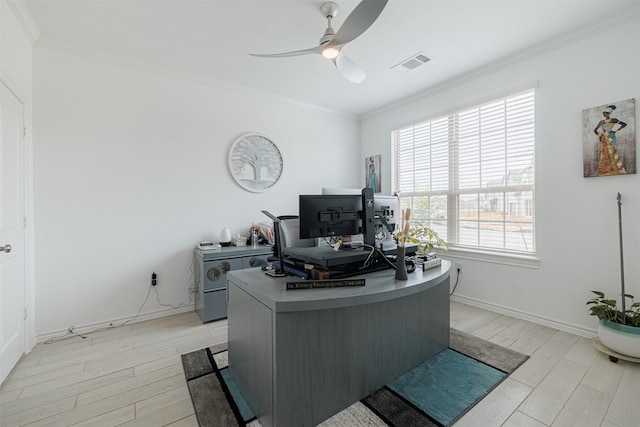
<box><xmin>374</xmin><ymin>194</ymin><xmax>399</xmax><ymax>231</ymax></box>
<box><xmin>373</xmin><ymin>194</ymin><xmax>399</xmax><ymax>249</ymax></box>
<box><xmin>321</xmin><ymin>187</ymin><xmax>363</xmax><ymax>195</ymax></box>
<box><xmin>298</xmin><ymin>194</ymin><xmax>362</xmax><ymax>240</ymax></box>
<box><xmin>320</xmin><ymin>188</ymin><xmax>398</xmax><ymax>248</ymax></box>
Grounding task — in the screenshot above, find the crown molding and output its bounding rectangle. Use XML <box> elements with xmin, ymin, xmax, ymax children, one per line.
<box><xmin>6</xmin><ymin>0</ymin><xmax>40</xmax><ymax>43</ymax></box>
<box><xmin>33</xmin><ymin>35</ymin><xmax>357</xmax><ymax>120</ymax></box>
<box><xmin>363</xmin><ymin>9</ymin><xmax>640</xmax><ymax>119</ymax></box>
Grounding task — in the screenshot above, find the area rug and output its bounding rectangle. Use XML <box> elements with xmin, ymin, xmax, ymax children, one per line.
<box><xmin>181</xmin><ymin>329</ymin><xmax>528</xmax><ymax>427</ymax></box>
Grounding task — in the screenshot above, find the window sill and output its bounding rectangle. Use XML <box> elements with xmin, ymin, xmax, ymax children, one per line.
<box><xmin>438</xmin><ymin>247</ymin><xmax>540</xmax><ymax>269</ymax></box>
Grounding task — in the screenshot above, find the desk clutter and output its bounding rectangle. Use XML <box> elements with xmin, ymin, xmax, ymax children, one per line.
<box><xmin>197</xmin><ymin>242</ymin><xmax>220</xmax><ymax>251</ymax></box>
<box><xmin>198</xmin><ymin>188</ymin><xmax>444</xmax><ymax>293</ymax></box>
<box><xmin>258</xmin><ymin>188</ymin><xmax>447</xmax><ymax>284</ymax></box>
<box><xmin>214</xmin><ymin>223</ymin><xmax>275</xmax><ymax>248</ymax></box>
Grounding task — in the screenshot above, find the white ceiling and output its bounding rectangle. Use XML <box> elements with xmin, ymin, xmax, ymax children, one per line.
<box><xmin>23</xmin><ymin>0</ymin><xmax>640</xmax><ymax>117</ymax></box>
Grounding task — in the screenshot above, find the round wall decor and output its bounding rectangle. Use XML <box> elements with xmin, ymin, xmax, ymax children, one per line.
<box><xmin>228</xmin><ymin>133</ymin><xmax>283</xmax><ymax>192</ymax></box>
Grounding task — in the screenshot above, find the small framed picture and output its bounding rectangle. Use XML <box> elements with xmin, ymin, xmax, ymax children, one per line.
<box><xmin>366</xmin><ymin>155</ymin><xmax>381</xmax><ymax>193</ymax></box>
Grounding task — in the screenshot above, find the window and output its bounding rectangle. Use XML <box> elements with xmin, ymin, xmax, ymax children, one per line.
<box><xmin>392</xmin><ymin>89</ymin><xmax>535</xmax><ymax>255</ymax></box>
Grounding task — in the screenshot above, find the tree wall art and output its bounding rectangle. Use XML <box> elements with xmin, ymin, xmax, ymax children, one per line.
<box><xmin>228</xmin><ymin>133</ymin><xmax>284</xmax><ymax>192</ymax></box>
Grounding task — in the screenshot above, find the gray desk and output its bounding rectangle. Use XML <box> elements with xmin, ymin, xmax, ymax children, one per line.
<box><xmin>227</xmin><ymin>261</ymin><xmax>451</xmax><ymax>427</ymax></box>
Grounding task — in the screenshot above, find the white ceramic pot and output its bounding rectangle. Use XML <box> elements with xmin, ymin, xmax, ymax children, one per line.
<box><xmin>598</xmin><ymin>319</ymin><xmax>640</xmax><ymax>358</ymax></box>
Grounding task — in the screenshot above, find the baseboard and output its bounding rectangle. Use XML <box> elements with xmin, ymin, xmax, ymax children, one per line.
<box><xmin>450</xmin><ymin>294</ymin><xmax>596</xmax><ymax>338</ymax></box>
<box><xmin>35</xmin><ymin>305</ymin><xmax>195</xmax><ymax>344</ymax></box>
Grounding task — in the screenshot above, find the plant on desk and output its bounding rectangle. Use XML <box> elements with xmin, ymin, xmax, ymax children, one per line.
<box><xmin>394</xmin><ymin>212</ymin><xmax>448</xmax><ymax>256</ymax></box>
<box><xmin>394</xmin><ymin>210</ymin><xmax>447</xmax><ymax>279</ymax></box>
<box><xmin>403</xmin><ymin>224</ymin><xmax>448</xmax><ymax>255</ymax></box>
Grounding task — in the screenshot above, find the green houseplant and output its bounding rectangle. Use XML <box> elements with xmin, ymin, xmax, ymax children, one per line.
<box><xmin>585</xmin><ymin>194</ymin><xmax>640</xmax><ymax>359</ymax></box>
<box><xmin>392</xmin><ymin>209</ymin><xmax>447</xmax><ymax>279</ymax></box>
<box><xmin>586</xmin><ymin>291</ymin><xmax>640</xmax><ymax>327</ymax></box>
<box><xmin>587</xmin><ymin>292</ymin><xmax>640</xmax><ymax>359</ymax></box>
<box><xmin>393</xmin><ymin>209</ymin><xmax>448</xmax><ymax>279</ymax></box>
<box><xmin>399</xmin><ymin>223</ymin><xmax>448</xmax><ymax>254</ymax></box>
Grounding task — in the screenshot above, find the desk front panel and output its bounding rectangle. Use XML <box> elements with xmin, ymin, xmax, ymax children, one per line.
<box><xmin>228</xmin><ymin>267</ymin><xmax>450</xmax><ymax>427</ymax></box>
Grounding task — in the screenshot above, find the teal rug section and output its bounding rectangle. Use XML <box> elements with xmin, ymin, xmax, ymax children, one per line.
<box><xmin>182</xmin><ymin>330</ymin><xmax>529</xmax><ymax>426</ymax></box>
<box><xmin>387</xmin><ymin>348</ymin><xmax>506</xmax><ymax>426</ymax></box>
<box><xmin>219</xmin><ymin>367</ymin><xmax>255</xmax><ymax>423</ymax></box>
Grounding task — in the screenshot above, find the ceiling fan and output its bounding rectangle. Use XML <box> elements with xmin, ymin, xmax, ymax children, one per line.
<box><xmin>249</xmin><ymin>0</ymin><xmax>388</xmax><ymax>83</ymax></box>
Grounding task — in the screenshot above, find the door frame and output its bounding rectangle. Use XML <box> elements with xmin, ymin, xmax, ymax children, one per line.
<box><xmin>0</xmin><ymin>77</ymin><xmax>34</xmax><ymax>384</ymax></box>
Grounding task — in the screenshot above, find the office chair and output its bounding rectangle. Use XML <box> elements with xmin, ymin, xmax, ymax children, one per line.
<box><xmin>267</xmin><ymin>216</ymin><xmax>317</xmax><ymax>264</ymax></box>
<box><xmin>279</xmin><ymin>218</ymin><xmax>318</xmax><ymax>249</ymax></box>
<box><xmin>267</xmin><ymin>215</ymin><xmax>296</xmax><ymax>264</ymax></box>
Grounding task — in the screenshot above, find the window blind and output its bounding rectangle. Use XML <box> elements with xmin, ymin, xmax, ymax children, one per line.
<box><xmin>393</xmin><ymin>89</ymin><xmax>535</xmax><ymax>254</ymax></box>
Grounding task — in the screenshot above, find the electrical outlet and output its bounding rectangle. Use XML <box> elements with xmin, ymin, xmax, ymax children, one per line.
<box><xmin>454</xmin><ymin>263</ymin><xmax>462</xmax><ymax>272</ymax></box>
<box><xmin>151</xmin><ymin>272</ymin><xmax>157</xmax><ymax>286</ymax></box>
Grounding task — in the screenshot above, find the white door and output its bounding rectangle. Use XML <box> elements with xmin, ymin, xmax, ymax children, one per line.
<box><xmin>0</xmin><ymin>81</ymin><xmax>26</xmax><ymax>384</ymax></box>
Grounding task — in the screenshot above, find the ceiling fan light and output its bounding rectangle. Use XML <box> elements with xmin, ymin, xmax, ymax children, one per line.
<box><xmin>322</xmin><ymin>46</ymin><xmax>339</xmax><ymax>59</ymax></box>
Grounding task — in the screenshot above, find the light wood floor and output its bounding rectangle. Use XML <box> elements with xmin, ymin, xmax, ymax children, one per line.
<box><xmin>1</xmin><ymin>301</ymin><xmax>639</xmax><ymax>426</ymax></box>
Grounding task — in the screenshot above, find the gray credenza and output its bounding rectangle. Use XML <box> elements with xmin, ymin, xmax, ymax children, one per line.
<box><xmin>227</xmin><ymin>261</ymin><xmax>451</xmax><ymax>426</ymax></box>
<box><xmin>194</xmin><ymin>246</ymin><xmax>271</xmax><ymax>323</ymax></box>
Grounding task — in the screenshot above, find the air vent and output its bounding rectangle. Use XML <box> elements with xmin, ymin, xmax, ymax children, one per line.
<box><xmin>391</xmin><ymin>52</ymin><xmax>431</xmax><ymax>73</ymax></box>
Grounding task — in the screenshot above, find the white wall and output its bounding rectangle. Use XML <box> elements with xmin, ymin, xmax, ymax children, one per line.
<box><xmin>33</xmin><ymin>48</ymin><xmax>361</xmax><ymax>337</ymax></box>
<box><xmin>361</xmin><ymin>17</ymin><xmax>640</xmax><ymax>335</ymax></box>
<box><xmin>30</xmin><ymin>12</ymin><xmax>640</xmax><ymax>339</ymax></box>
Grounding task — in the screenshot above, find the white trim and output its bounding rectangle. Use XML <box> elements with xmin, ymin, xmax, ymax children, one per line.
<box><xmin>363</xmin><ymin>11</ymin><xmax>640</xmax><ymax>119</ymax></box>
<box><xmin>33</xmin><ymin>37</ymin><xmax>356</xmax><ymax>120</ymax></box>
<box><xmin>440</xmin><ymin>247</ymin><xmax>540</xmax><ymax>269</ymax></box>
<box><xmin>6</xmin><ymin>0</ymin><xmax>40</xmax><ymax>43</ymax></box>
<box><xmin>0</xmin><ymin>77</ymin><xmax>25</xmax><ymax>105</ymax></box>
<box><xmin>451</xmin><ymin>293</ymin><xmax>596</xmax><ymax>338</ymax></box>
<box><xmin>391</xmin><ymin>82</ymin><xmax>539</xmax><ymax>134</ymax></box>
<box><xmin>393</xmin><ymin>89</ymin><xmax>536</xmax><ymax>256</ymax></box>
<box><xmin>35</xmin><ymin>305</ymin><xmax>194</xmax><ymax>344</ymax></box>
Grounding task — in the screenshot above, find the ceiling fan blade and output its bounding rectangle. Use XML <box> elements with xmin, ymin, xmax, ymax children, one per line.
<box><xmin>334</xmin><ymin>53</ymin><xmax>366</xmax><ymax>83</ymax></box>
<box><xmin>249</xmin><ymin>45</ymin><xmax>322</xmax><ymax>58</ymax></box>
<box><xmin>330</xmin><ymin>0</ymin><xmax>388</xmax><ymax>47</ymax></box>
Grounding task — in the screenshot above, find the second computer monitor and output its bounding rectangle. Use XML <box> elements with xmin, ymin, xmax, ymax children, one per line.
<box><xmin>374</xmin><ymin>194</ymin><xmax>399</xmax><ymax>232</ymax></box>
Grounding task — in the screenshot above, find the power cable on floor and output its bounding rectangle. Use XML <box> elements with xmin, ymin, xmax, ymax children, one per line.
<box><xmin>450</xmin><ymin>266</ymin><xmax>461</xmax><ymax>296</ymax></box>
<box><xmin>45</xmin><ymin>265</ymin><xmax>195</xmax><ymax>345</ymax></box>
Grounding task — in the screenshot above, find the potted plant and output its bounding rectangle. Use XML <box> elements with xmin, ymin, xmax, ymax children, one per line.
<box><xmin>587</xmin><ymin>193</ymin><xmax>640</xmax><ymax>360</ymax></box>
<box><xmin>587</xmin><ymin>291</ymin><xmax>640</xmax><ymax>358</ymax></box>
<box><xmin>394</xmin><ymin>209</ymin><xmax>448</xmax><ymax>279</ymax></box>
<box><xmin>399</xmin><ymin>222</ymin><xmax>448</xmax><ymax>255</ymax></box>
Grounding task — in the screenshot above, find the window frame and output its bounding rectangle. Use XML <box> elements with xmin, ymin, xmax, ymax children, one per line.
<box><xmin>392</xmin><ymin>88</ymin><xmax>537</xmax><ymax>262</ymax></box>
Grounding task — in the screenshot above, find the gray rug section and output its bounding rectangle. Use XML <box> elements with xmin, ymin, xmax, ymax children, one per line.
<box><xmin>182</xmin><ymin>329</ymin><xmax>528</xmax><ymax>426</ymax></box>
<box><xmin>210</xmin><ymin>341</ymin><xmax>228</xmax><ymax>353</ymax></box>
<box><xmin>188</xmin><ymin>370</ymin><xmax>240</xmax><ymax>427</ymax></box>
<box><xmin>182</xmin><ymin>343</ymin><xmax>237</xmax><ymax>427</ymax></box>
<box><xmin>182</xmin><ymin>349</ymin><xmax>214</xmax><ymax>380</ymax></box>
<box><xmin>449</xmin><ymin>328</ymin><xmax>529</xmax><ymax>374</ymax></box>
<box><xmin>363</xmin><ymin>387</ymin><xmax>439</xmax><ymax>427</ymax></box>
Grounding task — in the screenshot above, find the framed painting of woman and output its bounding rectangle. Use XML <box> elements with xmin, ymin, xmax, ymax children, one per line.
<box><xmin>582</xmin><ymin>98</ymin><xmax>636</xmax><ymax>177</ymax></box>
<box><xmin>366</xmin><ymin>155</ymin><xmax>381</xmax><ymax>192</ymax></box>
